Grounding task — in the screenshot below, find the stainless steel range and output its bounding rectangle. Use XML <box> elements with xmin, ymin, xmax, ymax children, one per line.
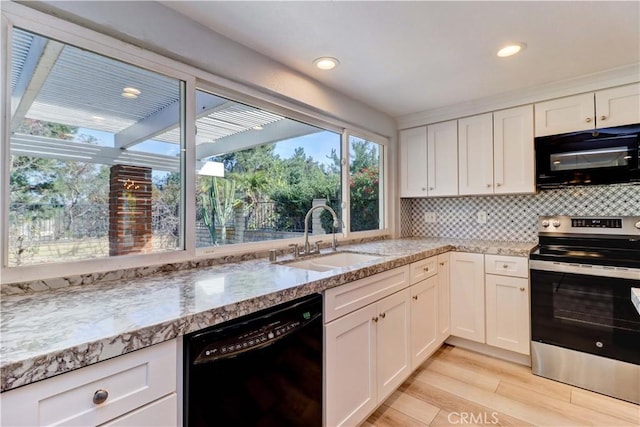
<box><xmin>529</xmin><ymin>216</ymin><xmax>640</xmax><ymax>404</ymax></box>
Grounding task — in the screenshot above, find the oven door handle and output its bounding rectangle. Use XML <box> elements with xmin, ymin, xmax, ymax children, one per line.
<box><xmin>530</xmin><ymin>259</ymin><xmax>640</xmax><ymax>280</ymax></box>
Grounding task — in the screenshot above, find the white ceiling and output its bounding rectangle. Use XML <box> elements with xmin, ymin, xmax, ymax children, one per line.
<box><xmin>163</xmin><ymin>1</ymin><xmax>640</xmax><ymax>119</ymax></box>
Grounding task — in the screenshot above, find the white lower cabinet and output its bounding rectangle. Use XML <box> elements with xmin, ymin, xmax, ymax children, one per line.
<box><xmin>99</xmin><ymin>393</ymin><xmax>178</xmax><ymax>427</ymax></box>
<box><xmin>437</xmin><ymin>253</ymin><xmax>451</xmax><ymax>342</ymax></box>
<box><xmin>449</xmin><ymin>252</ymin><xmax>485</xmax><ymax>343</ymax></box>
<box><xmin>485</xmin><ymin>254</ymin><xmax>530</xmax><ymax>355</ymax></box>
<box><xmin>0</xmin><ymin>339</ymin><xmax>177</xmax><ymax>427</ymax></box>
<box><xmin>324</xmin><ymin>287</ymin><xmax>410</xmax><ymax>427</ymax></box>
<box><xmin>410</xmin><ymin>275</ymin><xmax>438</xmax><ymax>369</ymax></box>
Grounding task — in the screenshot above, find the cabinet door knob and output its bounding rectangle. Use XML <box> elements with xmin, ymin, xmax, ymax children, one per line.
<box><xmin>486</xmin><ymin>183</ymin><xmax>492</xmax><ymax>187</ymax></box>
<box><xmin>93</xmin><ymin>389</ymin><xmax>109</xmax><ymax>405</ymax></box>
<box><xmin>429</xmin><ymin>187</ymin><xmax>434</xmax><ymax>190</ymax></box>
<box><xmin>519</xmin><ymin>287</ymin><xmax>525</xmax><ymax>292</ymax></box>
<box><xmin>372</xmin><ymin>316</ymin><xmax>379</xmax><ymax>323</ymax></box>
<box><xmin>380</xmin><ymin>312</ymin><xmax>386</xmax><ymax>319</ymax></box>
<box><xmin>421</xmin><ymin>187</ymin><xmax>426</xmax><ymax>191</ymax></box>
<box><xmin>423</xmin><ymin>267</ymin><xmax>429</xmax><ymax>272</ymax></box>
<box><xmin>600</xmin><ymin>115</ymin><xmax>607</xmax><ymax>121</ymax></box>
<box><xmin>503</xmin><ymin>264</ymin><xmax>509</xmax><ymax>269</ymax></box>
<box><xmin>496</xmin><ymin>183</ymin><xmax>502</xmax><ymax>187</ymax></box>
<box><xmin>439</xmin><ymin>262</ymin><xmax>445</xmax><ymax>266</ymax></box>
<box><xmin>412</xmin><ymin>295</ymin><xmax>418</xmax><ymax>300</ymax></box>
<box><xmin>585</xmin><ymin>117</ymin><xmax>592</xmax><ymax>123</ymax></box>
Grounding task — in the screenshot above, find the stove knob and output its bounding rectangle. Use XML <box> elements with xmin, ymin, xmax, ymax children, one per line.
<box><xmin>635</xmin><ymin>220</ymin><xmax>640</xmax><ymax>230</ymax></box>
<box><xmin>541</xmin><ymin>220</ymin><xmax>550</xmax><ymax>228</ymax></box>
<box><xmin>552</xmin><ymin>220</ymin><xmax>561</xmax><ymax>228</ymax></box>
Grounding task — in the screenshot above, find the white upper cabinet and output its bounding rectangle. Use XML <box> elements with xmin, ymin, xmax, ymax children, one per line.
<box><xmin>399</xmin><ymin>127</ymin><xmax>428</xmax><ymax>197</ymax></box>
<box><xmin>458</xmin><ymin>113</ymin><xmax>494</xmax><ymax>195</ymax></box>
<box><xmin>493</xmin><ymin>105</ymin><xmax>535</xmax><ymax>194</ymax></box>
<box><xmin>595</xmin><ymin>84</ymin><xmax>640</xmax><ymax>128</ymax></box>
<box><xmin>535</xmin><ymin>83</ymin><xmax>640</xmax><ymax>136</ymax></box>
<box><xmin>400</xmin><ymin>122</ymin><xmax>458</xmax><ymax>198</ymax></box>
<box><xmin>534</xmin><ymin>92</ymin><xmax>594</xmax><ymax>136</ymax></box>
<box><xmin>427</xmin><ymin>120</ymin><xmax>458</xmax><ymax>196</ymax></box>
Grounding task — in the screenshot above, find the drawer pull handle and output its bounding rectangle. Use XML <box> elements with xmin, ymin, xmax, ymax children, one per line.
<box><xmin>372</xmin><ymin>316</ymin><xmax>379</xmax><ymax>323</ymax></box>
<box><xmin>93</xmin><ymin>389</ymin><xmax>109</xmax><ymax>405</ymax></box>
<box><xmin>380</xmin><ymin>312</ymin><xmax>386</xmax><ymax>319</ymax></box>
<box><xmin>520</xmin><ymin>287</ymin><xmax>525</xmax><ymax>292</ymax></box>
<box><xmin>412</xmin><ymin>295</ymin><xmax>418</xmax><ymax>300</ymax></box>
<box><xmin>439</xmin><ymin>262</ymin><xmax>445</xmax><ymax>266</ymax></box>
<box><xmin>423</xmin><ymin>267</ymin><xmax>429</xmax><ymax>272</ymax></box>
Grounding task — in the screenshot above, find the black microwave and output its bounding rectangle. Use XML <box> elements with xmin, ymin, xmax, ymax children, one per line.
<box><xmin>535</xmin><ymin>124</ymin><xmax>640</xmax><ymax>188</ymax></box>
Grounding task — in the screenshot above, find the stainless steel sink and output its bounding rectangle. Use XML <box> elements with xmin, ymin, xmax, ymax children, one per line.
<box><xmin>281</xmin><ymin>251</ymin><xmax>382</xmax><ymax>272</ymax></box>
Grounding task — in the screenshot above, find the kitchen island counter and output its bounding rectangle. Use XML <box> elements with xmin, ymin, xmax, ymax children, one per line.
<box><xmin>1</xmin><ymin>238</ymin><xmax>536</xmax><ymax>392</ymax></box>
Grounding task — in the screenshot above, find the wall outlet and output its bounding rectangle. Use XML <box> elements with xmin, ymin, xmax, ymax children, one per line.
<box><xmin>424</xmin><ymin>212</ymin><xmax>436</xmax><ymax>223</ymax></box>
<box><xmin>477</xmin><ymin>210</ymin><xmax>487</xmax><ymax>224</ymax></box>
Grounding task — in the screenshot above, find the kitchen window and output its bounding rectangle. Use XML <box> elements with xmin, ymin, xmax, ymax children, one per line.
<box><xmin>194</xmin><ymin>90</ymin><xmax>343</xmax><ymax>248</ymax></box>
<box><xmin>5</xmin><ymin>27</ymin><xmax>186</xmax><ymax>268</ymax></box>
<box><xmin>1</xmin><ymin>15</ymin><xmax>389</xmax><ymax>281</ymax></box>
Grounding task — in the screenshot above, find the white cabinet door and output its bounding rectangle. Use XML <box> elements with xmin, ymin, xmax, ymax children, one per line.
<box><xmin>0</xmin><ymin>340</ymin><xmax>177</xmax><ymax>427</ymax></box>
<box><xmin>98</xmin><ymin>394</ymin><xmax>177</xmax><ymax>427</ymax></box>
<box><xmin>595</xmin><ymin>83</ymin><xmax>640</xmax><ymax>129</ymax></box>
<box><xmin>427</xmin><ymin>120</ymin><xmax>458</xmax><ymax>196</ymax></box>
<box><xmin>410</xmin><ymin>276</ymin><xmax>438</xmax><ymax>370</ymax></box>
<box><xmin>377</xmin><ymin>288</ymin><xmax>411</xmax><ymax>401</ymax></box>
<box><xmin>534</xmin><ymin>92</ymin><xmax>594</xmax><ymax>136</ymax></box>
<box><xmin>450</xmin><ymin>252</ymin><xmax>485</xmax><ymax>343</ymax></box>
<box><xmin>485</xmin><ymin>274</ymin><xmax>530</xmax><ymax>355</ymax></box>
<box><xmin>493</xmin><ymin>105</ymin><xmax>535</xmax><ymax>194</ymax></box>
<box><xmin>458</xmin><ymin>113</ymin><xmax>494</xmax><ymax>195</ymax></box>
<box><xmin>399</xmin><ymin>127</ymin><xmax>428</xmax><ymax>197</ymax></box>
<box><xmin>325</xmin><ymin>303</ymin><xmax>378</xmax><ymax>427</ymax></box>
<box><xmin>437</xmin><ymin>253</ymin><xmax>450</xmax><ymax>343</ymax></box>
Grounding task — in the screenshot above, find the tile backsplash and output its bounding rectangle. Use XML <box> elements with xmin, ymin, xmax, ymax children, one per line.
<box><xmin>402</xmin><ymin>184</ymin><xmax>640</xmax><ymax>242</ymax></box>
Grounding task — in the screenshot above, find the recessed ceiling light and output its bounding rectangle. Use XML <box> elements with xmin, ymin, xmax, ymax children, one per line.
<box><xmin>123</xmin><ymin>87</ymin><xmax>141</xmax><ymax>95</ymax></box>
<box><xmin>121</xmin><ymin>92</ymin><xmax>138</xmax><ymax>99</ymax></box>
<box><xmin>91</xmin><ymin>115</ymin><xmax>105</xmax><ymax>121</ymax></box>
<box><xmin>497</xmin><ymin>42</ymin><xmax>526</xmax><ymax>58</ymax></box>
<box><xmin>313</xmin><ymin>57</ymin><xmax>340</xmax><ymax>70</ymax></box>
<box><xmin>253</xmin><ymin>125</ymin><xmax>264</xmax><ymax>130</ymax></box>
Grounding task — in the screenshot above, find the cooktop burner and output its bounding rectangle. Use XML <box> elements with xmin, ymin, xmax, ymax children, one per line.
<box><xmin>531</xmin><ymin>216</ymin><xmax>640</xmax><ymax>268</ymax></box>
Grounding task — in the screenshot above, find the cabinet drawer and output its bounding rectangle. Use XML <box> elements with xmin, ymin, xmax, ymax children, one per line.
<box><xmin>324</xmin><ymin>266</ymin><xmax>410</xmax><ymax>323</ymax></box>
<box><xmin>409</xmin><ymin>256</ymin><xmax>438</xmax><ymax>284</ymax></box>
<box><xmin>484</xmin><ymin>255</ymin><xmax>528</xmax><ymax>278</ymax></box>
<box><xmin>1</xmin><ymin>340</ymin><xmax>177</xmax><ymax>427</ymax></box>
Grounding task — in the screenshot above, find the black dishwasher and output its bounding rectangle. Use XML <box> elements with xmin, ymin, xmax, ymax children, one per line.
<box><xmin>184</xmin><ymin>293</ymin><xmax>323</xmax><ymax>427</ymax></box>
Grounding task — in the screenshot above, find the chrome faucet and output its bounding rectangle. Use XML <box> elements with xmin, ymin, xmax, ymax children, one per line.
<box><xmin>302</xmin><ymin>204</ymin><xmax>340</xmax><ymax>255</ymax></box>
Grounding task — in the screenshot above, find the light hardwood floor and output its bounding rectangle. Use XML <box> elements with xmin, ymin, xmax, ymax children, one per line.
<box><xmin>364</xmin><ymin>345</ymin><xmax>640</xmax><ymax>427</ymax></box>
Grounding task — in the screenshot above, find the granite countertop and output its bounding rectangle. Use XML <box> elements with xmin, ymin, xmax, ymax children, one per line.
<box><xmin>632</xmin><ymin>288</ymin><xmax>640</xmax><ymax>315</ymax></box>
<box><xmin>0</xmin><ymin>238</ymin><xmax>536</xmax><ymax>392</ymax></box>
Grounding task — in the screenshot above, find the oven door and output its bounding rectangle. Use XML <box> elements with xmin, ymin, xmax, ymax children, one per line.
<box><xmin>530</xmin><ymin>261</ymin><xmax>640</xmax><ymax>365</ymax></box>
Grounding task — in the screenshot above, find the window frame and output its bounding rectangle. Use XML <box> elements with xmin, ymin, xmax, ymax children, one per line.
<box><xmin>0</xmin><ymin>4</ymin><xmax>391</xmax><ymax>283</ymax></box>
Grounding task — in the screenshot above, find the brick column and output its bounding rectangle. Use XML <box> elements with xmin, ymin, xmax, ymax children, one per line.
<box><xmin>109</xmin><ymin>165</ymin><xmax>153</xmax><ymax>256</ymax></box>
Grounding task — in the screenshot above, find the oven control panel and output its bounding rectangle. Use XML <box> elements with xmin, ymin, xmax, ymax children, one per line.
<box><xmin>539</xmin><ymin>216</ymin><xmax>640</xmax><ymax>235</ymax></box>
<box><xmin>570</xmin><ymin>218</ymin><xmax>622</xmax><ymax>228</ymax></box>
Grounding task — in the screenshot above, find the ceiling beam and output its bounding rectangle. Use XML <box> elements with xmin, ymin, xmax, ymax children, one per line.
<box><xmin>196</xmin><ymin>119</ymin><xmax>321</xmax><ymax>160</ymax></box>
<box><xmin>114</xmin><ymin>91</ymin><xmax>229</xmax><ymax>149</ymax></box>
<box><xmin>11</xmin><ymin>37</ymin><xmax>64</xmax><ymax>132</ymax></box>
<box><xmin>10</xmin><ymin>133</ymin><xmax>180</xmax><ymax>172</ymax></box>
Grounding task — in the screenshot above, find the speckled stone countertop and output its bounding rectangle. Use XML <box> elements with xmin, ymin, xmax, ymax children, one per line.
<box><xmin>0</xmin><ymin>238</ymin><xmax>536</xmax><ymax>392</ymax></box>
